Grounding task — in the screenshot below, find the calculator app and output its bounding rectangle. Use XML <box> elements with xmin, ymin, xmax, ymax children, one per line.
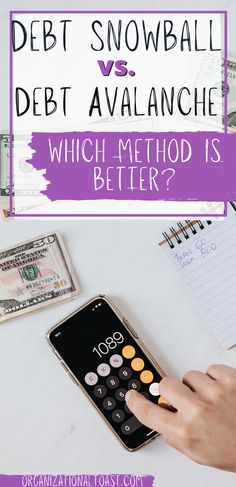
<box><xmin>49</xmin><ymin>297</ymin><xmax>164</xmax><ymax>450</ymax></box>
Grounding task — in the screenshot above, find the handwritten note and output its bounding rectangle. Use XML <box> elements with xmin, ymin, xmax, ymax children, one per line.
<box><xmin>160</xmin><ymin>206</ymin><xmax>236</xmax><ymax>349</ymax></box>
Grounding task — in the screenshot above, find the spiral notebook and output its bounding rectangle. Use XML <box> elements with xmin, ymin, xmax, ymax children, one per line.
<box><xmin>159</xmin><ymin>203</ymin><xmax>236</xmax><ymax>349</ymax></box>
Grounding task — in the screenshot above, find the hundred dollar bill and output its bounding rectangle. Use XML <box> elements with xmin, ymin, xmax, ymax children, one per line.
<box><xmin>208</xmin><ymin>56</ymin><xmax>236</xmax><ymax>132</ymax></box>
<box><xmin>225</xmin><ymin>58</ymin><xmax>236</xmax><ymax>131</ymax></box>
<box><xmin>187</xmin><ymin>55</ymin><xmax>236</xmax><ymax>131</ymax></box>
<box><xmin>0</xmin><ymin>232</ymin><xmax>80</xmax><ymax>322</ymax></box>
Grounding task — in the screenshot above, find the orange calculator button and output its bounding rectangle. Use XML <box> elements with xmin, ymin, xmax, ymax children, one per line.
<box><xmin>131</xmin><ymin>358</ymin><xmax>144</xmax><ymax>371</ymax></box>
<box><xmin>158</xmin><ymin>396</ymin><xmax>171</xmax><ymax>409</ymax></box>
<box><xmin>122</xmin><ymin>345</ymin><xmax>136</xmax><ymax>359</ymax></box>
<box><xmin>158</xmin><ymin>395</ymin><xmax>168</xmax><ymax>405</ymax></box>
<box><xmin>140</xmin><ymin>370</ymin><xmax>153</xmax><ymax>384</ymax></box>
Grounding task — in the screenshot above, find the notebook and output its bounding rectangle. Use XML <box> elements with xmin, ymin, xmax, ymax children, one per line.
<box><xmin>158</xmin><ymin>203</ymin><xmax>236</xmax><ymax>349</ymax></box>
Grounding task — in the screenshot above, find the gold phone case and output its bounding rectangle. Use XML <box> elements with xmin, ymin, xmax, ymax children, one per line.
<box><xmin>46</xmin><ymin>294</ymin><xmax>166</xmax><ymax>451</ymax></box>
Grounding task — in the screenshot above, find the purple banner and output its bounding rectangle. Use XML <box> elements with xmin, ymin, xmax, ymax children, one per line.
<box><xmin>27</xmin><ymin>131</ymin><xmax>236</xmax><ymax>202</ymax></box>
<box><xmin>0</xmin><ymin>475</ymin><xmax>155</xmax><ymax>487</ymax></box>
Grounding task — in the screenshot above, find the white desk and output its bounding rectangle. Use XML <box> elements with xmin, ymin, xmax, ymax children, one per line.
<box><xmin>0</xmin><ymin>216</ymin><xmax>235</xmax><ymax>486</ymax></box>
<box><xmin>1</xmin><ymin>0</ymin><xmax>236</xmax><ymax>484</ymax></box>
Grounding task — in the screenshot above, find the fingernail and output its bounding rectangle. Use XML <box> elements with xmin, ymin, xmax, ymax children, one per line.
<box><xmin>125</xmin><ymin>389</ymin><xmax>135</xmax><ymax>403</ymax></box>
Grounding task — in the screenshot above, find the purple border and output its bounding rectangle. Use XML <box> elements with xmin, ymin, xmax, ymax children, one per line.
<box><xmin>13</xmin><ymin>211</ymin><xmax>227</xmax><ymax>218</ymax></box>
<box><xmin>9</xmin><ymin>10</ymin><xmax>227</xmax><ymax>218</ymax></box>
<box><xmin>10</xmin><ymin>11</ymin><xmax>13</xmax><ymax>215</ymax></box>
<box><xmin>9</xmin><ymin>11</ymin><xmax>228</xmax><ymax>14</ymax></box>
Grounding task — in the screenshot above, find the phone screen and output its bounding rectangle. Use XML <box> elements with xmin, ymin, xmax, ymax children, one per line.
<box><xmin>49</xmin><ymin>297</ymin><xmax>163</xmax><ymax>450</ymax></box>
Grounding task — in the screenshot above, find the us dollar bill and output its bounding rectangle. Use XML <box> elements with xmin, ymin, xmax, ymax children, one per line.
<box><xmin>0</xmin><ymin>232</ymin><xmax>80</xmax><ymax>322</ymax></box>
<box><xmin>0</xmin><ymin>133</ymin><xmax>46</xmax><ymax>214</ymax></box>
<box><xmin>210</xmin><ymin>56</ymin><xmax>236</xmax><ymax>131</ymax></box>
<box><xmin>225</xmin><ymin>58</ymin><xmax>236</xmax><ymax>131</ymax></box>
<box><xmin>188</xmin><ymin>55</ymin><xmax>236</xmax><ymax>131</ymax></box>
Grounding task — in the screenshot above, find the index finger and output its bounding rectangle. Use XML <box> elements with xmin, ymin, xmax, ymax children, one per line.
<box><xmin>125</xmin><ymin>389</ymin><xmax>177</xmax><ymax>436</ymax></box>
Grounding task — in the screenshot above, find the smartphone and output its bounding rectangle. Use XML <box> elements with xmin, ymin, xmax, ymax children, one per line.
<box><xmin>47</xmin><ymin>295</ymin><xmax>165</xmax><ymax>451</ymax></box>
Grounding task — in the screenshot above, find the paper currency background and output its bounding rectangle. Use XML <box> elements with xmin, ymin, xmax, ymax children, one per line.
<box><xmin>10</xmin><ymin>11</ymin><xmax>226</xmax><ymax>216</ymax></box>
<box><xmin>0</xmin><ymin>1</ymin><xmax>236</xmax><ymax>486</ymax></box>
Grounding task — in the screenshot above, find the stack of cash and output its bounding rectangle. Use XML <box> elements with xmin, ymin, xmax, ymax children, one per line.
<box><xmin>0</xmin><ymin>232</ymin><xmax>80</xmax><ymax>321</ymax></box>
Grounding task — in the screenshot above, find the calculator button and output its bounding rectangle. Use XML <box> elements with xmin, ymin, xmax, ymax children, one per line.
<box><xmin>121</xmin><ymin>416</ymin><xmax>142</xmax><ymax>435</ymax></box>
<box><xmin>115</xmin><ymin>388</ymin><xmax>127</xmax><ymax>401</ymax></box>
<box><xmin>128</xmin><ymin>379</ymin><xmax>141</xmax><ymax>391</ymax></box>
<box><xmin>103</xmin><ymin>397</ymin><xmax>116</xmax><ymax>410</ymax></box>
<box><xmin>110</xmin><ymin>354</ymin><xmax>123</xmax><ymax>368</ymax></box>
<box><xmin>131</xmin><ymin>358</ymin><xmax>144</xmax><ymax>371</ymax></box>
<box><xmin>158</xmin><ymin>396</ymin><xmax>170</xmax><ymax>407</ymax></box>
<box><xmin>122</xmin><ymin>345</ymin><xmax>136</xmax><ymax>359</ymax></box>
<box><xmin>140</xmin><ymin>370</ymin><xmax>154</xmax><ymax>384</ymax></box>
<box><xmin>85</xmin><ymin>372</ymin><xmax>98</xmax><ymax>386</ymax></box>
<box><xmin>119</xmin><ymin>367</ymin><xmax>132</xmax><ymax>380</ymax></box>
<box><xmin>149</xmin><ymin>382</ymin><xmax>160</xmax><ymax>396</ymax></box>
<box><xmin>106</xmin><ymin>376</ymin><xmax>120</xmax><ymax>389</ymax></box>
<box><xmin>97</xmin><ymin>363</ymin><xmax>111</xmax><ymax>377</ymax></box>
<box><xmin>112</xmin><ymin>409</ymin><xmax>125</xmax><ymax>423</ymax></box>
<box><xmin>93</xmin><ymin>384</ymin><xmax>107</xmax><ymax>398</ymax></box>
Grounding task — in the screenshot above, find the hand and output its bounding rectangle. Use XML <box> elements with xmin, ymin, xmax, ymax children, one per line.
<box><xmin>125</xmin><ymin>365</ymin><xmax>236</xmax><ymax>472</ymax></box>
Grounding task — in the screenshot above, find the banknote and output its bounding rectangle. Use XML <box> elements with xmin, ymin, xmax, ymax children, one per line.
<box><xmin>0</xmin><ymin>207</ymin><xmax>11</xmax><ymax>222</ymax></box>
<box><xmin>0</xmin><ymin>133</ymin><xmax>47</xmax><ymax>214</ymax></box>
<box><xmin>225</xmin><ymin>58</ymin><xmax>236</xmax><ymax>131</ymax></box>
<box><xmin>187</xmin><ymin>55</ymin><xmax>236</xmax><ymax>131</ymax></box>
<box><xmin>0</xmin><ymin>205</ymin><xmax>35</xmax><ymax>221</ymax></box>
<box><xmin>0</xmin><ymin>202</ymin><xmax>44</xmax><ymax>220</ymax></box>
<box><xmin>0</xmin><ymin>232</ymin><xmax>80</xmax><ymax>322</ymax></box>
<box><xmin>208</xmin><ymin>56</ymin><xmax>236</xmax><ymax>131</ymax></box>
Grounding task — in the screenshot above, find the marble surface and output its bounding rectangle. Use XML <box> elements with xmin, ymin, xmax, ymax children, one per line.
<box><xmin>0</xmin><ymin>216</ymin><xmax>236</xmax><ymax>486</ymax></box>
